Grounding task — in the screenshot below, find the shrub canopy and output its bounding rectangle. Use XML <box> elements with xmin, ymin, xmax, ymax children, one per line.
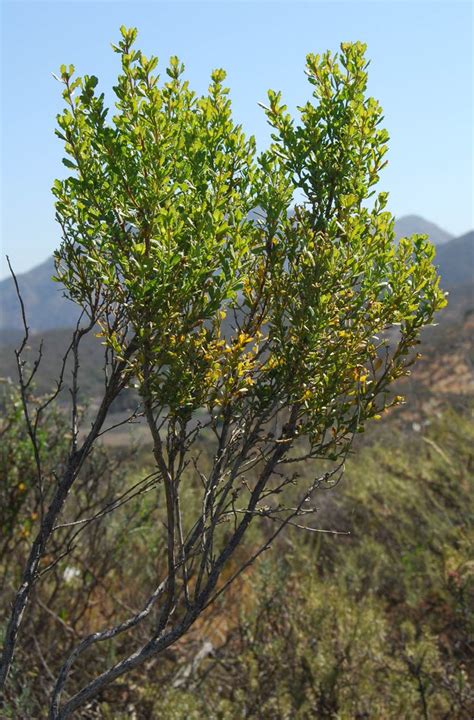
<box><xmin>53</xmin><ymin>27</ymin><xmax>445</xmax><ymax>453</ymax></box>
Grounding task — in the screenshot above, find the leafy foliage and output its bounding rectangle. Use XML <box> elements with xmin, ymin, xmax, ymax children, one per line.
<box><xmin>53</xmin><ymin>27</ymin><xmax>445</xmax><ymax>447</ymax></box>
<box><xmin>0</xmin><ymin>384</ymin><xmax>68</xmax><ymax>546</ymax></box>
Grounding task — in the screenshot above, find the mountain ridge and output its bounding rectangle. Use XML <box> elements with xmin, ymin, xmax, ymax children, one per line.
<box><xmin>0</xmin><ymin>216</ymin><xmax>471</xmax><ymax>334</ymax></box>
<box><xmin>394</xmin><ymin>214</ymin><xmax>453</xmax><ymax>245</ymax></box>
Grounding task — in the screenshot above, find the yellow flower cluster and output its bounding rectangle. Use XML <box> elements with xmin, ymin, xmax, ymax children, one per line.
<box><xmin>265</xmin><ymin>355</ymin><xmax>282</xmax><ymax>371</ymax></box>
<box><xmin>353</xmin><ymin>367</ymin><xmax>368</xmax><ymax>384</ymax></box>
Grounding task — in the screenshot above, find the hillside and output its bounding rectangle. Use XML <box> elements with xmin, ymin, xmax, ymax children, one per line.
<box><xmin>1</xmin><ymin>276</ymin><xmax>472</xmax><ymax>426</ymax></box>
<box><xmin>390</xmin><ymin>285</ymin><xmax>474</xmax><ymax>426</ymax></box>
<box><xmin>435</xmin><ymin>230</ymin><xmax>474</xmax><ymax>287</ymax></box>
<box><xmin>0</xmin><ymin>256</ymin><xmax>80</xmax><ymax>333</ymax></box>
<box><xmin>0</xmin><ymin>215</ymin><xmax>464</xmax><ymax>334</ymax></box>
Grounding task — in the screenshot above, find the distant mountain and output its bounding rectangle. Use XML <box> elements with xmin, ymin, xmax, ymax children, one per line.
<box><xmin>0</xmin><ymin>256</ymin><xmax>80</xmax><ymax>334</ymax></box>
<box><xmin>0</xmin><ymin>327</ymin><xmax>103</xmax><ymax>397</ymax></box>
<box><xmin>394</xmin><ymin>215</ymin><xmax>453</xmax><ymax>245</ymax></box>
<box><xmin>0</xmin><ymin>217</ymin><xmax>470</xmax><ymax>334</ymax></box>
<box><xmin>435</xmin><ymin>230</ymin><xmax>474</xmax><ymax>289</ymax></box>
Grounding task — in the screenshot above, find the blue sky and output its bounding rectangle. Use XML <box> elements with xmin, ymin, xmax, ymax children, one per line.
<box><xmin>1</xmin><ymin>0</ymin><xmax>473</xmax><ymax>279</ymax></box>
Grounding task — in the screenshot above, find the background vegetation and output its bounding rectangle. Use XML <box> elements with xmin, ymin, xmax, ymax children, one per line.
<box><xmin>2</xmin><ymin>390</ymin><xmax>472</xmax><ymax>718</ymax></box>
